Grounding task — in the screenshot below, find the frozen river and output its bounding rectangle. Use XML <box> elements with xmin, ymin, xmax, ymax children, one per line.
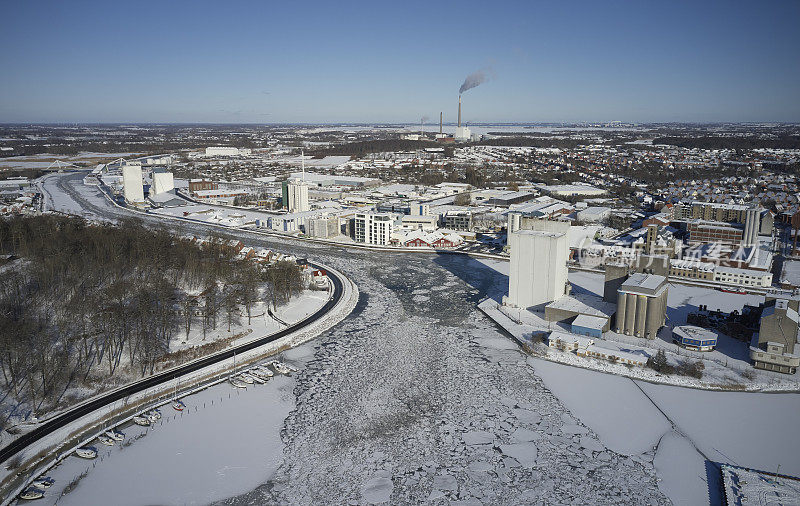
<box><xmin>27</xmin><ymin>174</ymin><xmax>800</xmax><ymax>505</ymax></box>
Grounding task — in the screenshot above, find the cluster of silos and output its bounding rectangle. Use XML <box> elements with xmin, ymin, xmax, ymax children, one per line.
<box><xmin>742</xmin><ymin>206</ymin><xmax>759</xmax><ymax>246</ymax></box>
<box><xmin>614</xmin><ymin>274</ymin><xmax>668</xmax><ymax>339</ymax></box>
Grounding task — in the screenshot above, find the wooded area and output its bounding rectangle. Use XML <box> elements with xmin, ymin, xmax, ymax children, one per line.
<box><xmin>0</xmin><ymin>215</ymin><xmax>302</xmax><ymax>423</ymax></box>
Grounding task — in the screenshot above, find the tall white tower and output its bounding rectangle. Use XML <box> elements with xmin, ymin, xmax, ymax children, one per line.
<box><xmin>287</xmin><ymin>151</ymin><xmax>309</xmax><ymax>212</ymax></box>
<box><xmin>505</xmin><ymin>220</ymin><xmax>570</xmax><ymax>309</ymax></box>
<box><xmin>122</xmin><ymin>164</ymin><xmax>144</xmax><ymax>202</ymax></box>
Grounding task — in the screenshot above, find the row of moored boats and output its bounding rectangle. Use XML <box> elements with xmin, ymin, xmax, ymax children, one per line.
<box><xmin>19</xmin><ymin>360</ymin><xmax>297</xmax><ymax>500</ymax></box>
<box><xmin>229</xmin><ymin>360</ymin><xmax>296</xmax><ymax>389</ymax></box>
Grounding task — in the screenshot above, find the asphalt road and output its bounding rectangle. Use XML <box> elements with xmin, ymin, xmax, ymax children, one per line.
<box><xmin>0</xmin><ymin>172</ymin><xmax>348</xmax><ymax>467</ymax></box>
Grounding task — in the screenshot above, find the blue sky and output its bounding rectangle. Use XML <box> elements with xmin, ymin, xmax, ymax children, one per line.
<box><xmin>1</xmin><ymin>0</ymin><xmax>798</xmax><ymax>123</ymax></box>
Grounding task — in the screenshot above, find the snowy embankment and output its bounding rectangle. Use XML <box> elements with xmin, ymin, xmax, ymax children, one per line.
<box><xmin>0</xmin><ymin>265</ymin><xmax>358</xmax><ymax>505</ymax></box>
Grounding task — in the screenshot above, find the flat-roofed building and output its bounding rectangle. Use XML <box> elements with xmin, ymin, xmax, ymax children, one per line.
<box><xmin>355</xmin><ymin>212</ymin><xmax>393</xmax><ymax>246</ymax></box>
<box><xmin>505</xmin><ymin>220</ymin><xmax>570</xmax><ymax>310</ymax></box>
<box><xmin>615</xmin><ymin>273</ymin><xmax>668</xmax><ymax>339</ymax></box>
<box><xmin>673</xmin><ymin>325</ymin><xmax>718</xmax><ymax>351</ymax></box>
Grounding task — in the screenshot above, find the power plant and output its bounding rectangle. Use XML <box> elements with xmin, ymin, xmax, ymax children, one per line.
<box><xmin>454</xmin><ymin>94</ymin><xmax>472</xmax><ymax>141</ymax></box>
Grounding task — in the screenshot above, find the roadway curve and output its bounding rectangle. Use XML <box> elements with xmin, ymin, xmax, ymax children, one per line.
<box><xmin>0</xmin><ymin>212</ymin><xmax>346</xmax><ymax>469</ymax></box>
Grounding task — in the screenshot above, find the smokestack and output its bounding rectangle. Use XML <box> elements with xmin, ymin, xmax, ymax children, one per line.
<box><xmin>458</xmin><ymin>95</ymin><xmax>462</xmax><ymax>128</ymax></box>
<box><xmin>439</xmin><ymin>112</ymin><xmax>442</xmax><ymax>134</ymax></box>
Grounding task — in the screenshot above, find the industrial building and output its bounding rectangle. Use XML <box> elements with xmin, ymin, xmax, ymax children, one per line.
<box><xmin>205</xmin><ymin>146</ymin><xmax>251</xmax><ymax>157</ymax></box>
<box><xmin>151</xmin><ymin>169</ymin><xmax>174</xmax><ymax>195</ymax></box>
<box><xmin>576</xmin><ymin>206</ymin><xmax>611</xmax><ymax>223</ymax></box>
<box><xmin>122</xmin><ymin>164</ymin><xmax>144</xmax><ymax>203</ymax></box>
<box><xmin>504</xmin><ymin>220</ymin><xmax>570</xmax><ymax>310</ymax></box>
<box><xmin>672</xmin><ymin>325</ymin><xmax>718</xmax><ymax>351</ymax></box>
<box><xmin>308</xmin><ymin>215</ymin><xmax>340</xmax><ymax>239</ymax></box>
<box><xmin>750</xmin><ymin>298</ymin><xmax>800</xmax><ymax>374</ymax></box>
<box><xmin>354</xmin><ymin>212</ymin><xmax>394</xmax><ymax>246</ymax></box>
<box><xmin>614</xmin><ymin>273</ymin><xmax>668</xmax><ymax>339</ymax></box>
<box><xmin>286</xmin><ymin>180</ymin><xmax>310</xmax><ymax>213</ymax></box>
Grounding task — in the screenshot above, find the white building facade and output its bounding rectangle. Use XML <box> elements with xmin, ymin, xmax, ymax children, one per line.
<box><xmin>505</xmin><ymin>223</ymin><xmax>570</xmax><ymax>309</ymax></box>
<box><xmin>122</xmin><ymin>164</ymin><xmax>144</xmax><ymax>202</ymax></box>
<box><xmin>355</xmin><ymin>212</ymin><xmax>393</xmax><ymax>245</ymax></box>
<box><xmin>287</xmin><ymin>181</ymin><xmax>309</xmax><ymax>212</ymax></box>
<box><xmin>152</xmin><ymin>171</ymin><xmax>174</xmax><ymax>195</ymax></box>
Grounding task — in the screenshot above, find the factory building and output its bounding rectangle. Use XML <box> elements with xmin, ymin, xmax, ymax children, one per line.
<box><xmin>504</xmin><ymin>219</ymin><xmax>570</xmax><ymax>310</ymax></box>
<box><xmin>354</xmin><ymin>212</ymin><xmax>394</xmax><ymax>246</ymax></box>
<box><xmin>286</xmin><ymin>181</ymin><xmax>309</xmax><ymax>213</ymax></box>
<box><xmin>615</xmin><ymin>273</ymin><xmax>668</xmax><ymax>339</ymax></box>
<box><xmin>750</xmin><ymin>298</ymin><xmax>800</xmax><ymax>374</ymax></box>
<box><xmin>122</xmin><ymin>164</ymin><xmax>144</xmax><ymax>203</ymax></box>
<box><xmin>205</xmin><ymin>146</ymin><xmax>251</xmax><ymax>157</ymax></box>
<box><xmin>151</xmin><ymin>170</ymin><xmax>174</xmax><ymax>195</ymax></box>
<box><xmin>308</xmin><ymin>215</ymin><xmax>340</xmax><ymax>239</ymax></box>
<box><xmin>672</xmin><ymin>325</ymin><xmax>718</xmax><ymax>351</ymax></box>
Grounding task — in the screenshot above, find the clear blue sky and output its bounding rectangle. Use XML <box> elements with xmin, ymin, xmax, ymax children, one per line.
<box><xmin>1</xmin><ymin>0</ymin><xmax>798</xmax><ymax>124</ymax></box>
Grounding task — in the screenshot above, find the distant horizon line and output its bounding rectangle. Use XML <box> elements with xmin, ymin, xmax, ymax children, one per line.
<box><xmin>1</xmin><ymin>121</ymin><xmax>798</xmax><ymax>127</ymax></box>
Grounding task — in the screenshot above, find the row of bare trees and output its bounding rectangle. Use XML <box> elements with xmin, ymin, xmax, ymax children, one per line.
<box><xmin>0</xmin><ymin>215</ymin><xmax>302</xmax><ymax>422</ymax></box>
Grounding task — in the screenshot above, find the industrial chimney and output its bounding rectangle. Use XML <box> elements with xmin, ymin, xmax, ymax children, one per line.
<box><xmin>458</xmin><ymin>95</ymin><xmax>462</xmax><ymax>128</ymax></box>
<box><xmin>439</xmin><ymin>112</ymin><xmax>443</xmax><ymax>134</ymax></box>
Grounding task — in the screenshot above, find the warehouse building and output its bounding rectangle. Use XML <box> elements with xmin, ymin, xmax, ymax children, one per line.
<box><xmin>673</xmin><ymin>325</ymin><xmax>718</xmax><ymax>351</ymax></box>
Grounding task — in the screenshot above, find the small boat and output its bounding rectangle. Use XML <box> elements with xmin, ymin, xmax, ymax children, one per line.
<box><xmin>75</xmin><ymin>446</ymin><xmax>98</xmax><ymax>459</ymax></box>
<box><xmin>273</xmin><ymin>362</ymin><xmax>291</xmax><ymax>375</ymax></box>
<box><xmin>19</xmin><ymin>487</ymin><xmax>45</xmax><ymax>500</ymax></box>
<box><xmin>229</xmin><ymin>378</ymin><xmax>247</xmax><ymax>389</ymax></box>
<box><xmin>172</xmin><ymin>400</ymin><xmax>186</xmax><ymax>411</ymax></box>
<box><xmin>238</xmin><ymin>374</ymin><xmax>255</xmax><ymax>384</ymax></box>
<box><xmin>97</xmin><ymin>435</ymin><xmax>115</xmax><ymax>446</ymax></box>
<box><xmin>250</xmin><ymin>369</ymin><xmax>271</xmax><ymax>381</ymax></box>
<box><xmin>243</xmin><ymin>372</ymin><xmax>264</xmax><ymax>384</ymax></box>
<box><xmin>133</xmin><ymin>416</ymin><xmax>151</xmax><ymax>426</ymax></box>
<box><xmin>256</xmin><ymin>366</ymin><xmax>274</xmax><ymax>377</ymax></box>
<box><xmin>150</xmin><ymin>409</ymin><xmax>162</xmax><ymax>420</ymax></box>
<box><xmin>105</xmin><ymin>430</ymin><xmax>124</xmax><ymax>441</ymax></box>
<box><xmin>31</xmin><ymin>477</ymin><xmax>54</xmax><ymax>489</ymax></box>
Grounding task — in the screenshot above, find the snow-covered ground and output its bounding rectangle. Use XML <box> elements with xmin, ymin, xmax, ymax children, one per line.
<box><xmin>21</xmin><ymin>174</ymin><xmax>799</xmax><ymax>505</ymax></box>
<box><xmin>171</xmin><ymin>289</ymin><xmax>330</xmax><ymax>353</ymax></box>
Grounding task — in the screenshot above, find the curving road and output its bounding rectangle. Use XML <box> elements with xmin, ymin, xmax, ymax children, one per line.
<box><xmin>0</xmin><ymin>261</ymin><xmax>343</xmax><ymax>467</ymax></box>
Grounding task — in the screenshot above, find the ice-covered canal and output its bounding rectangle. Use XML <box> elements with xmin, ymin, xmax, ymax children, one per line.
<box><xmin>28</xmin><ymin>251</ymin><xmax>800</xmax><ymax>506</ymax></box>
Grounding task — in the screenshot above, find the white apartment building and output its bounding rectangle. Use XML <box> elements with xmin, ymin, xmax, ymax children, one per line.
<box><xmin>355</xmin><ymin>212</ymin><xmax>393</xmax><ymax>246</ymax></box>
